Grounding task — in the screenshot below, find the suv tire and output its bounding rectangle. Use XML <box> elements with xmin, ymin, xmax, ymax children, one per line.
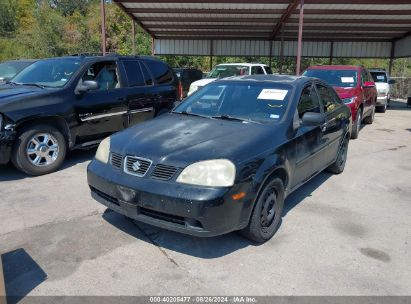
<box><xmin>351</xmin><ymin>109</ymin><xmax>362</xmax><ymax>139</ymax></box>
<box><xmin>12</xmin><ymin>124</ymin><xmax>67</xmax><ymax>176</ymax></box>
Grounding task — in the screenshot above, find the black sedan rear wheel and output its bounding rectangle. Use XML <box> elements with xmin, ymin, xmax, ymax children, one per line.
<box><xmin>241</xmin><ymin>178</ymin><xmax>284</xmax><ymax>243</ymax></box>
<box><xmin>327</xmin><ymin>136</ymin><xmax>349</xmax><ymax>174</ymax></box>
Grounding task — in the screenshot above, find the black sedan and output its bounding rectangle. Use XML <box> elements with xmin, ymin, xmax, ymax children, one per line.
<box><xmin>87</xmin><ymin>75</ymin><xmax>352</xmax><ymax>242</ymax></box>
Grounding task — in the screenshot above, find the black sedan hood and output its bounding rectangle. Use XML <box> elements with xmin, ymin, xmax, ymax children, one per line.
<box><xmin>111</xmin><ymin>113</ymin><xmax>280</xmax><ymax>166</ymax></box>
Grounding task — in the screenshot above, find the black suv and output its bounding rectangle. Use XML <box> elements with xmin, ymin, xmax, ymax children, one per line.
<box><xmin>0</xmin><ymin>55</ymin><xmax>178</xmax><ymax>175</ymax></box>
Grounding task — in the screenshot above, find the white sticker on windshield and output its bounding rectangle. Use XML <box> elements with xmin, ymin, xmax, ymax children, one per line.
<box><xmin>257</xmin><ymin>89</ymin><xmax>288</xmax><ymax>101</ymax></box>
<box><xmin>341</xmin><ymin>77</ymin><xmax>354</xmax><ymax>83</ymax></box>
<box><xmin>377</xmin><ymin>75</ymin><xmax>385</xmax><ymax>80</ymax></box>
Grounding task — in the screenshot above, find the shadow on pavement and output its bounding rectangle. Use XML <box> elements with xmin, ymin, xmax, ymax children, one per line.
<box><xmin>103</xmin><ymin>171</ymin><xmax>331</xmax><ymax>258</ymax></box>
<box><xmin>387</xmin><ymin>99</ymin><xmax>410</xmax><ymax>111</ymax></box>
<box><xmin>0</xmin><ymin>148</ymin><xmax>96</xmax><ymax>182</ymax></box>
<box><xmin>2</xmin><ymin>249</ymin><xmax>47</xmax><ymax>304</ymax></box>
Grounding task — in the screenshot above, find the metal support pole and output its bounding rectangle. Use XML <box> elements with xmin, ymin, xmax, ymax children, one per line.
<box><xmin>210</xmin><ymin>40</ymin><xmax>214</xmax><ymax>71</ymax></box>
<box><xmin>329</xmin><ymin>41</ymin><xmax>334</xmax><ymax>65</ymax></box>
<box><xmin>296</xmin><ymin>0</ymin><xmax>304</xmax><ymax>75</ymax></box>
<box><xmin>151</xmin><ymin>36</ymin><xmax>155</xmax><ymax>56</ymax></box>
<box><xmin>100</xmin><ymin>0</ymin><xmax>106</xmax><ymax>55</ymax></box>
<box><xmin>269</xmin><ymin>41</ymin><xmax>273</xmax><ymax>69</ymax></box>
<box><xmin>279</xmin><ymin>25</ymin><xmax>284</xmax><ymax>74</ymax></box>
<box><xmin>132</xmin><ymin>21</ymin><xmax>136</xmax><ymax>55</ymax></box>
<box><xmin>389</xmin><ymin>41</ymin><xmax>396</xmax><ymax>75</ymax></box>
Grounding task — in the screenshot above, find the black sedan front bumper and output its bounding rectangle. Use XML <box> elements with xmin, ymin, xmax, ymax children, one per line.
<box><xmin>0</xmin><ymin>130</ymin><xmax>16</xmax><ymax>164</ymax></box>
<box><xmin>87</xmin><ymin>160</ymin><xmax>254</xmax><ymax>237</ymax></box>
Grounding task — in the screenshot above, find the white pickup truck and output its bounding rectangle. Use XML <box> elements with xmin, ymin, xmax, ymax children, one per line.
<box><xmin>188</xmin><ymin>63</ymin><xmax>272</xmax><ymax>96</ymax></box>
<box><xmin>369</xmin><ymin>68</ymin><xmax>396</xmax><ymax>113</ymax></box>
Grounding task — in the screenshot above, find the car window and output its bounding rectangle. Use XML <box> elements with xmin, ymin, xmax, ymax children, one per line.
<box><xmin>316</xmin><ymin>84</ymin><xmax>338</xmax><ymax>113</ymax></box>
<box><xmin>123</xmin><ymin>60</ymin><xmax>145</xmax><ymax>87</ymax></box>
<box><xmin>81</xmin><ymin>61</ymin><xmax>120</xmax><ymax>91</ymax></box>
<box><xmin>303</xmin><ymin>69</ymin><xmax>358</xmax><ymax>88</ymax></box>
<box><xmin>251</xmin><ymin>66</ymin><xmax>265</xmax><ymax>75</ymax></box>
<box><xmin>298</xmin><ymin>85</ymin><xmax>321</xmax><ymax>118</ymax></box>
<box><xmin>140</xmin><ymin>62</ymin><xmax>153</xmax><ymax>86</ymax></box>
<box><xmin>13</xmin><ymin>59</ymin><xmax>82</xmax><ymax>88</ymax></box>
<box><xmin>144</xmin><ymin>60</ymin><xmax>173</xmax><ymax>84</ymax></box>
<box><xmin>208</xmin><ymin>65</ymin><xmax>250</xmax><ymax>78</ymax></box>
<box><xmin>370</xmin><ymin>71</ymin><xmax>388</xmax><ymax>83</ymax></box>
<box><xmin>264</xmin><ymin>66</ymin><xmax>273</xmax><ymax>74</ymax></box>
<box><xmin>361</xmin><ymin>69</ymin><xmax>369</xmax><ymax>85</ymax></box>
<box><xmin>174</xmin><ymin>82</ymin><xmax>293</xmax><ymax>123</ymax></box>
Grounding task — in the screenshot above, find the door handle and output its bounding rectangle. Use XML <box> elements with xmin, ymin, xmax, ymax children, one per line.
<box><xmin>117</xmin><ymin>97</ymin><xmax>127</xmax><ymax>102</ymax></box>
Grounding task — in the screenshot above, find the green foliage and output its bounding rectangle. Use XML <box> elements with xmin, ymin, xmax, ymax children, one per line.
<box><xmin>0</xmin><ymin>0</ymin><xmax>409</xmax><ymax>83</ymax></box>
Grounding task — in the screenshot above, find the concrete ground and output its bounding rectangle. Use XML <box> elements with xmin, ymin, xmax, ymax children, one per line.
<box><xmin>0</xmin><ymin>100</ymin><xmax>410</xmax><ymax>299</ymax></box>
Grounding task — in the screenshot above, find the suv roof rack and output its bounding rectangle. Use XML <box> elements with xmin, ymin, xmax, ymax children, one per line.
<box><xmin>70</xmin><ymin>52</ymin><xmax>118</xmax><ymax>57</ymax></box>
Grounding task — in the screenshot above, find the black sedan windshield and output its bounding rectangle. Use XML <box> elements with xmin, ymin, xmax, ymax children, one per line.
<box><xmin>303</xmin><ymin>69</ymin><xmax>358</xmax><ymax>88</ymax></box>
<box><xmin>174</xmin><ymin>81</ymin><xmax>292</xmax><ymax>123</ymax></box>
<box><xmin>12</xmin><ymin>59</ymin><xmax>82</xmax><ymax>88</ymax></box>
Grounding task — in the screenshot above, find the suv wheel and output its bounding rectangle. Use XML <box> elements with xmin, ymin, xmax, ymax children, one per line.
<box><xmin>364</xmin><ymin>105</ymin><xmax>375</xmax><ymax>124</ymax></box>
<box><xmin>12</xmin><ymin>124</ymin><xmax>67</xmax><ymax>176</ymax></box>
<box><xmin>351</xmin><ymin>109</ymin><xmax>362</xmax><ymax>139</ymax></box>
<box><xmin>240</xmin><ymin>178</ymin><xmax>284</xmax><ymax>243</ymax></box>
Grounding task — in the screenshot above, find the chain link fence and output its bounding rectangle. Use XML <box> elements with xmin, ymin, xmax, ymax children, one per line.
<box><xmin>391</xmin><ymin>77</ymin><xmax>411</xmax><ymax>99</ymax></box>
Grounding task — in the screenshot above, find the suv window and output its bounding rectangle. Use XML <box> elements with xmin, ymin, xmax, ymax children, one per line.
<box><xmin>123</xmin><ymin>60</ymin><xmax>145</xmax><ymax>87</ymax></box>
<box><xmin>361</xmin><ymin>69</ymin><xmax>369</xmax><ymax>85</ymax></box>
<box><xmin>82</xmin><ymin>61</ymin><xmax>120</xmax><ymax>90</ymax></box>
<box><xmin>298</xmin><ymin>85</ymin><xmax>321</xmax><ymax>118</ymax></box>
<box><xmin>370</xmin><ymin>71</ymin><xmax>388</xmax><ymax>83</ymax></box>
<box><xmin>251</xmin><ymin>66</ymin><xmax>265</xmax><ymax>75</ymax></box>
<box><xmin>316</xmin><ymin>84</ymin><xmax>338</xmax><ymax>113</ymax></box>
<box><xmin>264</xmin><ymin>66</ymin><xmax>273</xmax><ymax>74</ymax></box>
<box><xmin>144</xmin><ymin>60</ymin><xmax>173</xmax><ymax>84</ymax></box>
<box><xmin>140</xmin><ymin>62</ymin><xmax>153</xmax><ymax>85</ymax></box>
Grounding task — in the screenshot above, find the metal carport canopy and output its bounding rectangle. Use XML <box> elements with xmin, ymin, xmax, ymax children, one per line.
<box><xmin>113</xmin><ymin>0</ymin><xmax>411</xmax><ymax>71</ymax></box>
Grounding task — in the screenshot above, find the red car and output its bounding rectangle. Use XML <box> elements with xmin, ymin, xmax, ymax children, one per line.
<box><xmin>303</xmin><ymin>65</ymin><xmax>377</xmax><ymax>139</ymax></box>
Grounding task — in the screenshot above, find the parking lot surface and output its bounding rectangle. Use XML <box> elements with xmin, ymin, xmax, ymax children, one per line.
<box><xmin>1</xmin><ymin>100</ymin><xmax>410</xmax><ymax>298</ymax></box>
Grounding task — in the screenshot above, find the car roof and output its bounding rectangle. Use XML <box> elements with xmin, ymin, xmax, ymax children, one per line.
<box><xmin>216</xmin><ymin>63</ymin><xmax>268</xmax><ymax>67</ymax></box>
<box><xmin>218</xmin><ymin>74</ymin><xmax>309</xmax><ymax>85</ymax></box>
<box><xmin>307</xmin><ymin>65</ymin><xmax>362</xmax><ymax>71</ymax></box>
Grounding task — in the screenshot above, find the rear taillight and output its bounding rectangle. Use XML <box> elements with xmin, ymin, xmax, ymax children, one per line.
<box><xmin>178</xmin><ymin>81</ymin><xmax>183</xmax><ymax>100</ymax></box>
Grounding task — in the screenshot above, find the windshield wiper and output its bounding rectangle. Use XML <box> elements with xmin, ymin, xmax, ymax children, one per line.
<box><xmin>21</xmin><ymin>83</ymin><xmax>46</xmax><ymax>89</ymax></box>
<box><xmin>172</xmin><ymin>111</ymin><xmax>209</xmax><ymax>118</ymax></box>
<box><xmin>211</xmin><ymin>114</ymin><xmax>259</xmax><ymax>124</ymax></box>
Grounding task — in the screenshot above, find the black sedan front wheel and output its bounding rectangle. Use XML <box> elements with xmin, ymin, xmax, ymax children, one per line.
<box><xmin>327</xmin><ymin>136</ymin><xmax>349</xmax><ymax>174</ymax></box>
<box><xmin>241</xmin><ymin>178</ymin><xmax>284</xmax><ymax>243</ymax></box>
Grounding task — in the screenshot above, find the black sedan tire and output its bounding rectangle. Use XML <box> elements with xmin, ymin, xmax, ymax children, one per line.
<box><xmin>351</xmin><ymin>109</ymin><xmax>362</xmax><ymax>139</ymax></box>
<box><xmin>241</xmin><ymin>178</ymin><xmax>284</xmax><ymax>243</ymax></box>
<box><xmin>11</xmin><ymin>124</ymin><xmax>67</xmax><ymax>176</ymax></box>
<box><xmin>326</xmin><ymin>136</ymin><xmax>349</xmax><ymax>174</ymax></box>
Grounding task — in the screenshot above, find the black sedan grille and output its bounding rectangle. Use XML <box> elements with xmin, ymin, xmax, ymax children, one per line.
<box><xmin>110</xmin><ymin>152</ymin><xmax>123</xmax><ymax>169</ymax></box>
<box><xmin>139</xmin><ymin>207</ymin><xmax>185</xmax><ymax>226</ymax></box>
<box><xmin>124</xmin><ymin>156</ymin><xmax>152</xmax><ymax>177</ymax></box>
<box><xmin>151</xmin><ymin>164</ymin><xmax>178</xmax><ymax>180</ymax></box>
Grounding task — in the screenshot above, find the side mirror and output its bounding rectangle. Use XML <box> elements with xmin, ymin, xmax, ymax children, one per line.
<box><xmin>363</xmin><ymin>81</ymin><xmax>375</xmax><ymax>88</ymax></box>
<box><xmin>388</xmin><ymin>79</ymin><xmax>396</xmax><ymax>85</ymax></box>
<box><xmin>301</xmin><ymin>112</ymin><xmax>325</xmax><ymax>126</ymax></box>
<box><xmin>76</xmin><ymin>80</ymin><xmax>99</xmax><ymax>94</ymax></box>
